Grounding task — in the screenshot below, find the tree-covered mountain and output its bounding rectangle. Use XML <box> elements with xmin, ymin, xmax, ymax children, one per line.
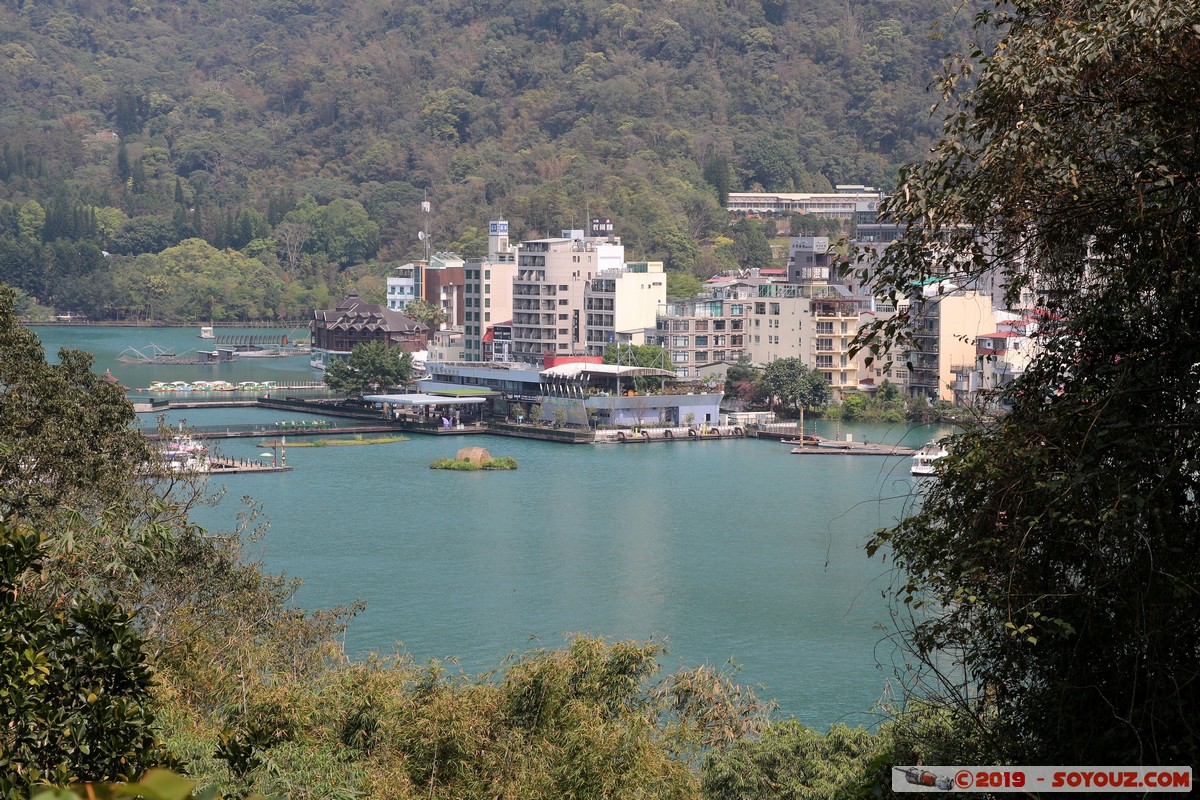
<box><xmin>0</xmin><ymin>0</ymin><xmax>969</xmax><ymax>320</ymax></box>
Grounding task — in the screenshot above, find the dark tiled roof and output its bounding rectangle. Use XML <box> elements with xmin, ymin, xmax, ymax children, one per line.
<box><xmin>312</xmin><ymin>292</ymin><xmax>427</xmax><ymax>334</ymax></box>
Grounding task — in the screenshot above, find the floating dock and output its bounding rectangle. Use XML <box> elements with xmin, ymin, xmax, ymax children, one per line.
<box><xmin>205</xmin><ymin>457</ymin><xmax>293</xmax><ymax>473</ymax></box>
<box><xmin>789</xmin><ymin>441</ymin><xmax>915</xmax><ymax>456</ymax></box>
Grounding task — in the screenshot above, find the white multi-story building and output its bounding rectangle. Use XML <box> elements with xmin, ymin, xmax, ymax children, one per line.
<box><xmin>584</xmin><ymin>261</ymin><xmax>666</xmax><ymax>356</ymax></box>
<box><xmin>727</xmin><ymin>185</ymin><xmax>883</xmax><ymax>218</ymax></box>
<box><xmin>386</xmin><ymin>263</ymin><xmax>417</xmax><ymax>311</ymax></box>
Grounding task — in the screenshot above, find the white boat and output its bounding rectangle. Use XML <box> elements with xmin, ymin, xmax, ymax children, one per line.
<box><xmin>911</xmin><ymin>443</ymin><xmax>948</xmax><ymax>477</ymax></box>
<box><xmin>199</xmin><ymin>325</ymin><xmax>215</xmax><ymax>339</ymax></box>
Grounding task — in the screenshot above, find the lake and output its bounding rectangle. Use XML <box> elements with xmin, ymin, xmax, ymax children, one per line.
<box><xmin>35</xmin><ymin>324</ymin><xmax>941</xmax><ymax>728</ymax></box>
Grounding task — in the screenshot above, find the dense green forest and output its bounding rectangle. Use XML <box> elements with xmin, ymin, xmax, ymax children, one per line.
<box><xmin>0</xmin><ymin>0</ymin><xmax>967</xmax><ymax>320</ymax></box>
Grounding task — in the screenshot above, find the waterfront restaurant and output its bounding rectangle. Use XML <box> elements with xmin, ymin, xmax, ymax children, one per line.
<box><xmin>418</xmin><ymin>358</ymin><xmax>723</xmax><ymax>429</ymax></box>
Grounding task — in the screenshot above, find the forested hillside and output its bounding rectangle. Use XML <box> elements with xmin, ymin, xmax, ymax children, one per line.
<box><xmin>0</xmin><ymin>0</ymin><xmax>968</xmax><ymax>320</ymax></box>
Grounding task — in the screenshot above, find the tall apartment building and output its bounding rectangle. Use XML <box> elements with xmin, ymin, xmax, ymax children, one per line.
<box><xmin>463</xmin><ymin>220</ymin><xmax>518</xmax><ymax>361</ymax></box>
<box><xmin>787</xmin><ymin>236</ymin><xmax>835</xmax><ymax>284</ymax></box>
<box><xmin>583</xmin><ymin>261</ymin><xmax>666</xmax><ymax>356</ymax></box>
<box><xmin>510</xmin><ymin>220</ymin><xmax>624</xmax><ymax>364</ymax></box>
<box><xmin>744</xmin><ymin>284</ymin><xmax>866</xmax><ymax>398</ymax></box>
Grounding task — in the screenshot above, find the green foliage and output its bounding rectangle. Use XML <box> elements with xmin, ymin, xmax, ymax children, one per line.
<box><xmin>857</xmin><ymin>0</ymin><xmax>1200</xmax><ymax>769</ymax></box>
<box><xmin>728</xmin><ymin>219</ymin><xmax>774</xmax><ymax>271</ymax></box>
<box><xmin>702</xmin><ymin>722</ymin><xmax>888</xmax><ymax>800</ymax></box>
<box><xmin>723</xmin><ymin>355</ymin><xmax>759</xmax><ymax>395</ymax></box>
<box><xmin>0</xmin><ymin>524</ymin><xmax>168</xmax><ymax>794</ymax></box>
<box><xmin>400</xmin><ymin>298</ymin><xmax>444</xmax><ymax>330</ymax></box>
<box><xmin>759</xmin><ymin>358</ymin><xmax>830</xmax><ymax>411</ymax></box>
<box><xmin>666</xmin><ymin>272</ymin><xmax>704</xmax><ymax>299</ymax></box>
<box><xmin>0</xmin><ymin>0</ymin><xmax>963</xmax><ymax>318</ymax></box>
<box><xmin>429</xmin><ymin>457</ymin><xmax>518</xmax><ymax>471</ymax></box>
<box><xmin>322</xmin><ymin>341</ymin><xmax>413</xmax><ymax>396</ymax></box>
<box><xmin>29</xmin><ymin>768</ymin><xmax>278</xmax><ymax>800</ymax></box>
<box><xmin>0</xmin><ymin>284</ymin><xmax>151</xmax><ymax>525</ymax></box>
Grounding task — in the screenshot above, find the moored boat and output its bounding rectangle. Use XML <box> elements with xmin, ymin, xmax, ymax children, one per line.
<box><xmin>911</xmin><ymin>442</ymin><xmax>948</xmax><ymax>477</ymax></box>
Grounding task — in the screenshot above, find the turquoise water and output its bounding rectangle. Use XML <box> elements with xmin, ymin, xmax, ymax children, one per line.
<box><xmin>35</xmin><ymin>325</ymin><xmax>942</xmax><ymax>728</ymax></box>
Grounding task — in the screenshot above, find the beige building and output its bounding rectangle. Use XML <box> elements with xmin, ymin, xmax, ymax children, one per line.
<box><xmin>743</xmin><ymin>284</ymin><xmax>866</xmax><ymax>398</ymax></box>
<box><xmin>463</xmin><ymin>220</ymin><xmax>518</xmax><ymax>361</ymax></box>
<box><xmin>584</xmin><ymin>261</ymin><xmax>666</xmax><ymax>356</ymax></box>
<box><xmin>510</xmin><ymin>223</ymin><xmax>625</xmax><ymax>364</ymax></box>
<box><xmin>903</xmin><ymin>285</ymin><xmax>997</xmax><ymax>402</ymax></box>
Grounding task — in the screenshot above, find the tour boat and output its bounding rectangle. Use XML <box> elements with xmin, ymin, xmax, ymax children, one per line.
<box><xmin>911</xmin><ymin>443</ymin><xmax>948</xmax><ymax>477</ymax></box>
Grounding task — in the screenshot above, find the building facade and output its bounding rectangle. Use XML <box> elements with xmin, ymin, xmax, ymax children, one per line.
<box><xmin>310</xmin><ymin>292</ymin><xmax>429</xmax><ymax>369</ymax></box>
<box><xmin>510</xmin><ymin>221</ymin><xmax>624</xmax><ymax>364</ymax></box>
<box><xmin>652</xmin><ymin>294</ymin><xmax>750</xmax><ymax>378</ymax></box>
<box><xmin>583</xmin><ymin>261</ymin><xmax>666</xmax><ymax>356</ymax></box>
<box><xmin>463</xmin><ymin>220</ymin><xmax>518</xmax><ymax>361</ymax></box>
<box><xmin>727</xmin><ymin>186</ymin><xmax>883</xmax><ymax>218</ymax></box>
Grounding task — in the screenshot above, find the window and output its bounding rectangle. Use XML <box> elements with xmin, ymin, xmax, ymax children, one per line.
<box><xmin>714</xmin><ymin>351</ymin><xmax>726</xmax><ymax>361</ymax></box>
<box><xmin>695</xmin><ymin>351</ymin><xmax>709</xmax><ymax>363</ymax></box>
<box><xmin>816</xmin><ymin>321</ymin><xmax>834</xmax><ymax>335</ymax></box>
<box><xmin>559</xmin><ymin>313</ymin><xmax>568</xmax><ymax>320</ymax></box>
<box><xmin>816</xmin><ymin>338</ymin><xmax>834</xmax><ymax>351</ymax></box>
<box><xmin>559</xmin><ymin>284</ymin><xmax>569</xmax><ymax>290</ymax></box>
<box><xmin>816</xmin><ymin>355</ymin><xmax>833</xmax><ymax>369</ymax></box>
<box><xmin>672</xmin><ymin>352</ymin><xmax>690</xmax><ymax>363</ymax></box>
<box><xmin>485</xmin><ymin>298</ymin><xmax>491</xmax><ymax>307</ymax></box>
<box><xmin>673</xmin><ymin>336</ymin><xmax>689</xmax><ymax>347</ymax></box>
<box><xmin>485</xmin><ymin>285</ymin><xmax>490</xmax><ymax>294</ymax></box>
<box><xmin>713</xmin><ymin>335</ymin><xmax>726</xmax><ymax>346</ymax></box>
<box><xmin>485</xmin><ymin>312</ymin><xmax>491</xmax><ymax>322</ymax></box>
<box><xmin>770</xmin><ymin>303</ymin><xmax>780</xmax><ymax>315</ymax></box>
<box><xmin>559</xmin><ymin>299</ymin><xmax>568</xmax><ymax>305</ymax></box>
<box><xmin>694</xmin><ymin>335</ymin><xmax>709</xmax><ymax>346</ymax></box>
<box><xmin>755</xmin><ymin>302</ymin><xmax>766</xmax><ymax>314</ymax></box>
<box><xmin>730</xmin><ymin>304</ymin><xmax>743</xmax><ymax>315</ymax></box>
<box><xmin>484</xmin><ymin>270</ymin><xmax>490</xmax><ymax>279</ymax></box>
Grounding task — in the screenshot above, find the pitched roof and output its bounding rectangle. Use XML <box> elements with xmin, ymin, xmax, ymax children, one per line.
<box><xmin>312</xmin><ymin>292</ymin><xmax>428</xmax><ymax>334</ymax></box>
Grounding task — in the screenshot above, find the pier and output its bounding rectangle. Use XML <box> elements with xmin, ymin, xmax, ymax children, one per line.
<box><xmin>787</xmin><ymin>441</ymin><xmax>916</xmax><ymax>456</ymax></box>
<box><xmin>204</xmin><ymin>457</ymin><xmax>293</xmax><ymax>474</ymax></box>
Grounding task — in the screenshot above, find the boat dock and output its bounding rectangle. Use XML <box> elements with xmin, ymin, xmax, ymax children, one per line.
<box><xmin>788</xmin><ymin>441</ymin><xmax>916</xmax><ymax>456</ymax></box>
<box><xmin>204</xmin><ymin>457</ymin><xmax>293</xmax><ymax>474</ymax></box>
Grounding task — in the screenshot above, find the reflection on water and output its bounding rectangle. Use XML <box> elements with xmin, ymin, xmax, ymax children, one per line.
<box><xmin>34</xmin><ymin>325</ymin><xmax>946</xmax><ymax>728</ymax></box>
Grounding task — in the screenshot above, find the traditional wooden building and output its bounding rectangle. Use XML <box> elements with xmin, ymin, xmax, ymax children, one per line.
<box><xmin>310</xmin><ymin>293</ymin><xmax>429</xmax><ymax>368</ymax></box>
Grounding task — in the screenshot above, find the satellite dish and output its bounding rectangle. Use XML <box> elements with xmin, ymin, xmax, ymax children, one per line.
<box><xmin>417</xmin><ymin>231</ymin><xmax>426</xmax><ymax>241</ymax></box>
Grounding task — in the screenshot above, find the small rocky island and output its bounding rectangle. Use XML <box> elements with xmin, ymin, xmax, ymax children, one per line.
<box><xmin>430</xmin><ymin>446</ymin><xmax>518</xmax><ymax>471</ymax></box>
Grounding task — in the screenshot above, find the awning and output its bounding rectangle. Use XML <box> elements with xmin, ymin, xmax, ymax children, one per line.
<box><xmin>362</xmin><ymin>393</ymin><xmax>487</xmax><ymax>406</ymax></box>
<box><xmin>540</xmin><ymin>363</ymin><xmax>675</xmax><ymax>379</ymax></box>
